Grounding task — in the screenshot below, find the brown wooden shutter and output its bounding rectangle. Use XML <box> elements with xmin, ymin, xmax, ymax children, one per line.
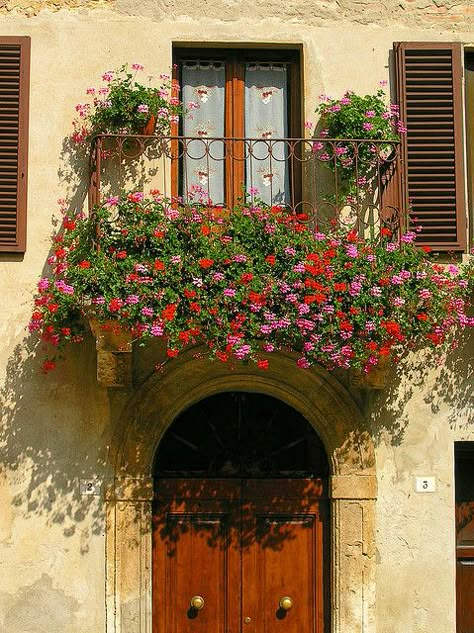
<box><xmin>395</xmin><ymin>42</ymin><xmax>466</xmax><ymax>251</ymax></box>
<box><xmin>0</xmin><ymin>37</ymin><xmax>30</xmax><ymax>253</ymax></box>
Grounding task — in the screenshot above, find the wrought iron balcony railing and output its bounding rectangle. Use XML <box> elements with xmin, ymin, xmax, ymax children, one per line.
<box><xmin>88</xmin><ymin>135</ymin><xmax>404</xmax><ymax>238</ymax></box>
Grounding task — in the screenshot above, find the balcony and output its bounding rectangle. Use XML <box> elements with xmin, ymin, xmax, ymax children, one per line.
<box><xmin>88</xmin><ymin>135</ymin><xmax>404</xmax><ymax>238</ymax></box>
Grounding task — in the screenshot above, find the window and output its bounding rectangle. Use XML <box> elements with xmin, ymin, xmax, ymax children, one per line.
<box><xmin>0</xmin><ymin>36</ymin><xmax>30</xmax><ymax>253</ymax></box>
<box><xmin>394</xmin><ymin>42</ymin><xmax>466</xmax><ymax>251</ymax></box>
<box><xmin>173</xmin><ymin>48</ymin><xmax>301</xmax><ymax>207</ymax></box>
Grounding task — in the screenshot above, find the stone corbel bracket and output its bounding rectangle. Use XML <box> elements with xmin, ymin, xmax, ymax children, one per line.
<box><xmin>88</xmin><ymin>319</ymin><xmax>133</xmax><ymax>388</ymax></box>
<box><xmin>350</xmin><ymin>355</ymin><xmax>392</xmax><ymax>390</ymax></box>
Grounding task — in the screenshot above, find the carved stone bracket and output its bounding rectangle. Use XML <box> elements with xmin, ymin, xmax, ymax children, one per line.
<box><xmin>88</xmin><ymin>319</ymin><xmax>133</xmax><ymax>388</ymax></box>
<box><xmin>350</xmin><ymin>355</ymin><xmax>392</xmax><ymax>390</ymax></box>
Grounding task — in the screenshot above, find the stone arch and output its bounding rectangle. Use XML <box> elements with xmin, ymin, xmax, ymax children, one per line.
<box><xmin>111</xmin><ymin>347</ymin><xmax>375</xmax><ymax>480</ymax></box>
<box><xmin>105</xmin><ymin>348</ymin><xmax>377</xmax><ymax>633</ymax></box>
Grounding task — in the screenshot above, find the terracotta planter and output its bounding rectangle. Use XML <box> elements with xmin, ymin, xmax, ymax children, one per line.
<box><xmin>140</xmin><ymin>114</ymin><xmax>156</xmax><ymax>135</ymax></box>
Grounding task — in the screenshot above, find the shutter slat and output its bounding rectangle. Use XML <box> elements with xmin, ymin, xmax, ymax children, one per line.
<box><xmin>395</xmin><ymin>42</ymin><xmax>465</xmax><ymax>250</ymax></box>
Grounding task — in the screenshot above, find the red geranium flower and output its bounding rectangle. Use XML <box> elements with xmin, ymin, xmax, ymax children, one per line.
<box><xmin>42</xmin><ymin>359</ymin><xmax>56</xmax><ymax>373</ymax></box>
<box><xmin>162</xmin><ymin>304</ymin><xmax>177</xmax><ymax>321</ymax></box>
<box><xmin>240</xmin><ymin>272</ymin><xmax>253</xmax><ymax>284</ymax></box>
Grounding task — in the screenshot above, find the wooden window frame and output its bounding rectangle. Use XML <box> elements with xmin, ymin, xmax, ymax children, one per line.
<box><xmin>173</xmin><ymin>47</ymin><xmax>302</xmax><ymax>207</ymax></box>
<box><xmin>0</xmin><ymin>36</ymin><xmax>30</xmax><ymax>253</ymax></box>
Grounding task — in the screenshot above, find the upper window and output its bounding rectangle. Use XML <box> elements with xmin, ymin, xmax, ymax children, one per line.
<box><xmin>0</xmin><ymin>36</ymin><xmax>30</xmax><ymax>253</ymax></box>
<box><xmin>173</xmin><ymin>48</ymin><xmax>301</xmax><ymax>207</ymax></box>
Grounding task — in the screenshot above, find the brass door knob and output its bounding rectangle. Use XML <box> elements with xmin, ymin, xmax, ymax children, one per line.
<box><xmin>279</xmin><ymin>596</ymin><xmax>293</xmax><ymax>611</ymax></box>
<box><xmin>190</xmin><ymin>595</ymin><xmax>205</xmax><ymax>610</ymax></box>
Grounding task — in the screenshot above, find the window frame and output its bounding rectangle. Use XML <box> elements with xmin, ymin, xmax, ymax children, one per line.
<box><xmin>172</xmin><ymin>46</ymin><xmax>302</xmax><ymax>207</ymax></box>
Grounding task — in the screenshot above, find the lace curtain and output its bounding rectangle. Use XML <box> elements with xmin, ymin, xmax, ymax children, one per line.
<box><xmin>245</xmin><ymin>63</ymin><xmax>289</xmax><ymax>205</ymax></box>
<box><xmin>181</xmin><ymin>61</ymin><xmax>288</xmax><ymax>206</ymax></box>
<box><xmin>182</xmin><ymin>61</ymin><xmax>226</xmax><ymax>203</ymax></box>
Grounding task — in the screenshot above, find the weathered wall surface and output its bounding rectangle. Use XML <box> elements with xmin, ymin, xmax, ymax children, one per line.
<box><xmin>1</xmin><ymin>0</ymin><xmax>474</xmax><ymax>28</ymax></box>
<box><xmin>0</xmin><ymin>4</ymin><xmax>473</xmax><ymax>632</ymax></box>
<box><xmin>371</xmin><ymin>336</ymin><xmax>474</xmax><ymax>633</ymax></box>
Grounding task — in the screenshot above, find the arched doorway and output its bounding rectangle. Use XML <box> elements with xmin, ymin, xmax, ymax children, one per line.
<box><xmin>152</xmin><ymin>392</ymin><xmax>330</xmax><ymax>633</ymax></box>
<box><xmin>107</xmin><ymin>349</ymin><xmax>377</xmax><ymax>633</ymax></box>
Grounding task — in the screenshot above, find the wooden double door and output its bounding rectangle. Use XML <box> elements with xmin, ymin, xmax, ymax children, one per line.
<box><xmin>153</xmin><ymin>478</ymin><xmax>327</xmax><ymax>633</ymax></box>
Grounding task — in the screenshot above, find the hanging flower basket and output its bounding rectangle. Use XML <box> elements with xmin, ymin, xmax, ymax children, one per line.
<box><xmin>71</xmin><ymin>64</ymin><xmax>184</xmax><ymax>144</ymax></box>
<box><xmin>30</xmin><ymin>191</ymin><xmax>474</xmax><ymax>380</ymax></box>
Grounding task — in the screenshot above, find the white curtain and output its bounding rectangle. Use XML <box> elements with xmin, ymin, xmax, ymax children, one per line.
<box><xmin>245</xmin><ymin>63</ymin><xmax>289</xmax><ymax>205</ymax></box>
<box><xmin>182</xmin><ymin>61</ymin><xmax>226</xmax><ymax>204</ymax></box>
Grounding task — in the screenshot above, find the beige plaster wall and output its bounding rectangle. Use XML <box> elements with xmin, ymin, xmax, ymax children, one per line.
<box><xmin>1</xmin><ymin>0</ymin><xmax>474</xmax><ymax>28</ymax></box>
<box><xmin>372</xmin><ymin>336</ymin><xmax>474</xmax><ymax>633</ymax></box>
<box><xmin>0</xmin><ymin>5</ymin><xmax>473</xmax><ymax>632</ymax></box>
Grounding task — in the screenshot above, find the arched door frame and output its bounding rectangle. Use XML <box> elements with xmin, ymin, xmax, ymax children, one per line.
<box><xmin>105</xmin><ymin>348</ymin><xmax>377</xmax><ymax>633</ymax></box>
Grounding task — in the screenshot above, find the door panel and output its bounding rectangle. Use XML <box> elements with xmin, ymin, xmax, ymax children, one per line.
<box><xmin>153</xmin><ymin>479</ymin><xmax>326</xmax><ymax>633</ymax></box>
<box><xmin>153</xmin><ymin>480</ymin><xmax>241</xmax><ymax>633</ymax></box>
<box><xmin>457</xmin><ymin>560</ymin><xmax>474</xmax><ymax>633</ymax></box>
<box><xmin>242</xmin><ymin>480</ymin><xmax>325</xmax><ymax>633</ymax></box>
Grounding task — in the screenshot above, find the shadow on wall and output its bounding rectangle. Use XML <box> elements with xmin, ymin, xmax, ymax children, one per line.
<box><xmin>58</xmin><ymin>133</ymin><xmax>166</xmax><ymax>216</ymax></box>
<box><xmin>0</xmin><ymin>132</ymin><xmax>157</xmax><ymax>552</ymax></box>
<box><xmin>57</xmin><ymin>135</ymin><xmax>90</xmax><ymax>218</ymax></box>
<box><xmin>368</xmin><ymin>328</ymin><xmax>474</xmax><ymax>446</ymax></box>
<box><xmin>0</xmin><ymin>134</ymin><xmax>124</xmax><ymax>543</ymax></box>
<box><xmin>425</xmin><ymin>328</ymin><xmax>474</xmax><ymax>431</ymax></box>
<box><xmin>0</xmin><ymin>326</ymin><xmax>115</xmax><ymax>544</ymax></box>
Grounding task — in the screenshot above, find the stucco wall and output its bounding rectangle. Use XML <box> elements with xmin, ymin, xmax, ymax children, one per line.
<box><xmin>372</xmin><ymin>336</ymin><xmax>474</xmax><ymax>633</ymax></box>
<box><xmin>1</xmin><ymin>0</ymin><xmax>474</xmax><ymax>28</ymax></box>
<box><xmin>0</xmin><ymin>5</ymin><xmax>473</xmax><ymax>632</ymax></box>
